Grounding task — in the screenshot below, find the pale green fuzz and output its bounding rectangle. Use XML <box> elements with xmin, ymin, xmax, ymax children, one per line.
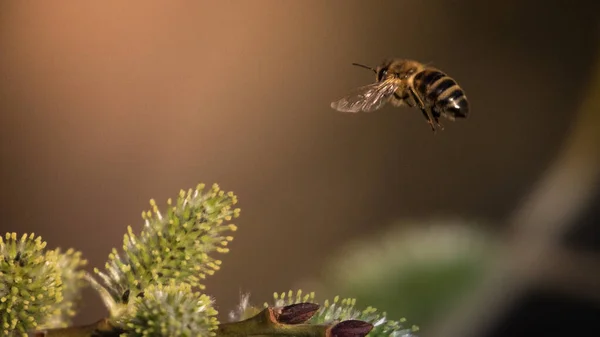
<box><xmin>94</xmin><ymin>183</ymin><xmax>240</xmax><ymax>309</ymax></box>
<box><xmin>39</xmin><ymin>248</ymin><xmax>88</xmax><ymax>329</ymax></box>
<box><xmin>0</xmin><ymin>233</ymin><xmax>62</xmax><ymax>335</ymax></box>
<box><xmin>269</xmin><ymin>290</ymin><xmax>419</xmax><ymax>337</ymax></box>
<box><xmin>1</xmin><ymin>233</ymin><xmax>89</xmax><ymax>334</ymax></box>
<box><xmin>124</xmin><ymin>282</ymin><xmax>219</xmax><ymax>337</ymax></box>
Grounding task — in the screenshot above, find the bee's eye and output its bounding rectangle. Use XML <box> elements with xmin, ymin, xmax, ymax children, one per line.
<box><xmin>377</xmin><ymin>68</ymin><xmax>388</xmax><ymax>81</ymax></box>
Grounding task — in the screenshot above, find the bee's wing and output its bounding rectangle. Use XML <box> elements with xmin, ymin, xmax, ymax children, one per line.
<box><xmin>330</xmin><ymin>80</ymin><xmax>400</xmax><ymax>113</ymax></box>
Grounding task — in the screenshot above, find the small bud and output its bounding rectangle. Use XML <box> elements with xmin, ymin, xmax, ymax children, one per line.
<box><xmin>330</xmin><ymin>320</ymin><xmax>373</xmax><ymax>337</ymax></box>
<box><xmin>121</xmin><ymin>289</ymin><xmax>131</xmax><ymax>303</ymax></box>
<box><xmin>275</xmin><ymin>303</ymin><xmax>320</xmax><ymax>325</ymax></box>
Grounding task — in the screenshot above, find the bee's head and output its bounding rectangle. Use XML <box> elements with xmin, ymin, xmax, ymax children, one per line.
<box><xmin>378</xmin><ymin>59</ymin><xmax>421</xmax><ymax>81</ymax></box>
<box><xmin>375</xmin><ymin>65</ymin><xmax>389</xmax><ymax>82</ymax></box>
<box><xmin>370</xmin><ymin>59</ymin><xmax>394</xmax><ymax>82</ymax></box>
<box><xmin>351</xmin><ymin>59</ymin><xmax>421</xmax><ymax>82</ymax></box>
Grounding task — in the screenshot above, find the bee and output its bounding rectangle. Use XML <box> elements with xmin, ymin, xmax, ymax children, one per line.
<box><xmin>330</xmin><ymin>58</ymin><xmax>469</xmax><ymax>132</ymax></box>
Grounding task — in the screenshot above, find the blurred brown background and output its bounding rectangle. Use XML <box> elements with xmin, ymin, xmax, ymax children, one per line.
<box><xmin>1</xmin><ymin>1</ymin><xmax>599</xmax><ymax>336</ymax></box>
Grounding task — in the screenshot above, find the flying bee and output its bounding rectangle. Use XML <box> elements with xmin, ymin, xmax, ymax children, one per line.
<box><xmin>330</xmin><ymin>58</ymin><xmax>469</xmax><ymax>132</ymax></box>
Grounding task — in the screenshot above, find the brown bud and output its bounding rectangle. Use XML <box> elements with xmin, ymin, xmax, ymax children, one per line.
<box><xmin>276</xmin><ymin>302</ymin><xmax>320</xmax><ymax>324</ymax></box>
<box><xmin>29</xmin><ymin>332</ymin><xmax>46</xmax><ymax>337</ymax></box>
<box><xmin>330</xmin><ymin>320</ymin><xmax>374</xmax><ymax>337</ymax></box>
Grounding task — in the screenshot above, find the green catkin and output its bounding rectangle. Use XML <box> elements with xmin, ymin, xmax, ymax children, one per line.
<box><xmin>0</xmin><ymin>233</ymin><xmax>87</xmax><ymax>335</ymax></box>
<box><xmin>94</xmin><ymin>183</ymin><xmax>240</xmax><ymax>306</ymax></box>
<box><xmin>125</xmin><ymin>281</ymin><xmax>218</xmax><ymax>337</ymax></box>
<box><xmin>269</xmin><ymin>289</ymin><xmax>419</xmax><ymax>337</ymax></box>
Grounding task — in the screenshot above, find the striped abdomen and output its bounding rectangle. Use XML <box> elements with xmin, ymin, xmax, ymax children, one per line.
<box><xmin>413</xmin><ymin>68</ymin><xmax>469</xmax><ymax>120</ymax></box>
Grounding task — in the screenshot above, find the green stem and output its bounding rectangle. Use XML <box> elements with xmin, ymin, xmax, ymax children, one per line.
<box><xmin>30</xmin><ymin>319</ymin><xmax>122</xmax><ymax>337</ymax></box>
<box><xmin>30</xmin><ymin>312</ymin><xmax>327</xmax><ymax>337</ymax></box>
<box><xmin>217</xmin><ymin>308</ymin><xmax>329</xmax><ymax>337</ymax></box>
<box><xmin>32</xmin><ymin>307</ymin><xmax>338</xmax><ymax>337</ymax></box>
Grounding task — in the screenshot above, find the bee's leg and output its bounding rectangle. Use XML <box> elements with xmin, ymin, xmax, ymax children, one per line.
<box><xmin>408</xmin><ymin>88</ymin><xmax>436</xmax><ymax>132</ymax></box>
<box><xmin>420</xmin><ymin>107</ymin><xmax>436</xmax><ymax>132</ymax></box>
<box><xmin>432</xmin><ymin>107</ymin><xmax>445</xmax><ymax>130</ymax></box>
<box><xmin>435</xmin><ymin>117</ymin><xmax>444</xmax><ymax>130</ymax></box>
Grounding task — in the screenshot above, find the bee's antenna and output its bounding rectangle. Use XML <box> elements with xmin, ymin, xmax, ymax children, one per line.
<box><xmin>351</xmin><ymin>62</ymin><xmax>377</xmax><ymax>74</ymax></box>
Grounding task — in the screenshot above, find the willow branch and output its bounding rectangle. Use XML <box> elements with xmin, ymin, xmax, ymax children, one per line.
<box><xmin>218</xmin><ymin>306</ymin><xmax>372</xmax><ymax>337</ymax></box>
<box><xmin>29</xmin><ymin>319</ymin><xmax>121</xmax><ymax>337</ymax></box>
<box><xmin>30</xmin><ymin>303</ymin><xmax>372</xmax><ymax>337</ymax></box>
